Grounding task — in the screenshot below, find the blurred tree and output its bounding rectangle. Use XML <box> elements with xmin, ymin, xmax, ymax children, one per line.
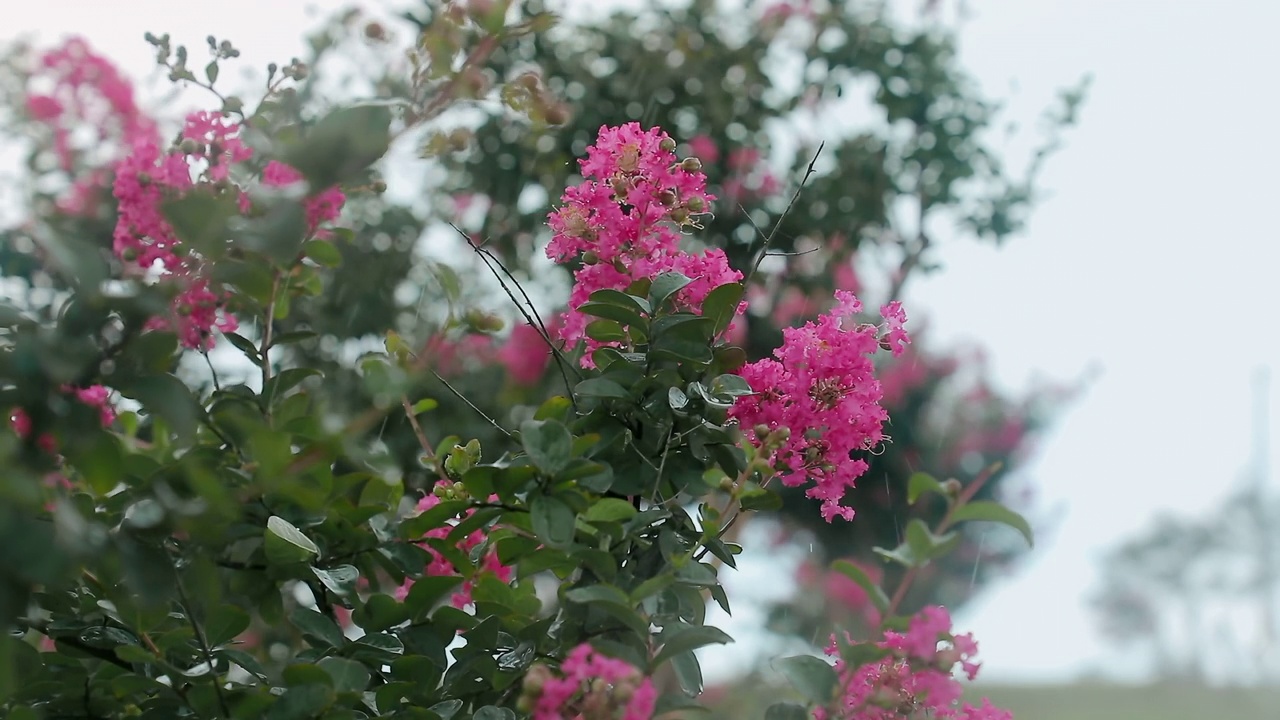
<box><xmin>1093</xmin><ymin>373</ymin><xmax>1280</xmax><ymax>685</ymax></box>
<box><xmin>0</xmin><ymin>0</ymin><xmax>1085</xmax><ymax>655</ymax></box>
<box><xmin>408</xmin><ymin>0</ymin><xmax>1086</xmax><ymax>629</ymax></box>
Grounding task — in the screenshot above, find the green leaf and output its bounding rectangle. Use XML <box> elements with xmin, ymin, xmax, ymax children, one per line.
<box><xmin>317</xmin><ymin>656</ymin><xmax>370</xmax><ymax>694</ymax></box>
<box><xmin>410</xmin><ymin>398</ymin><xmax>439</xmax><ymax>415</ymax></box>
<box><xmin>205</xmin><ymin>60</ymin><xmax>219</xmax><ymax>84</ymax></box>
<box><xmin>302</xmin><ymin>239</ymin><xmax>342</xmax><ymax>267</ymax></box>
<box><xmin>670</xmin><ymin>651</ymin><xmax>703</xmax><ymax>695</ymax></box>
<box><xmin>266</xmin><ymin>683</ymin><xmax>336</xmax><ymax>720</ymax></box>
<box><xmin>356</xmin><ymin>593</ymin><xmax>408</xmax><ymax>632</ymax></box>
<box><xmin>773</xmin><ymin>655</ymin><xmax>837</xmax><ymax>705</ymax></box>
<box><xmin>529</xmin><ymin>494</ymin><xmax>575</xmax><ymax>549</ymax></box>
<box><xmin>122</xmin><ymin>373</ymin><xmax>202</xmax><ymax>444</ymax></box>
<box><xmin>242</xmin><ymin>199</ymin><xmax>310</xmax><ymax>266</ymax></box>
<box><xmin>577</xmin><ymin>301</ymin><xmax>646</xmax><ymax>329</ymax></box>
<box><xmin>652</xmin><ymin>624</ymin><xmax>733</xmax><ymax>668</ymax></box>
<box><xmin>585</xmin><ymin>319</ymin><xmax>627</xmax><ymax>343</ymax></box>
<box><xmin>738</xmin><ymin>486</ymin><xmax>782</xmax><ymax>512</ymax></box>
<box><xmin>765</xmin><ymin>702</ymin><xmax>810</xmax><ymax>720</ymax></box>
<box><xmin>265</xmin><ymin>516</ymin><xmax>321</xmax><ymax>564</ymax></box>
<box><xmin>951</xmin><ymin>500</ymin><xmax>1035</xmax><ymax>547</ymax></box>
<box><xmin>900</xmin><ymin>518</ymin><xmax>961</xmax><ymax>565</ymax></box>
<box><xmin>161</xmin><ymin>193</ymin><xmax>236</xmax><ymax>260</ymax></box>
<box><xmin>907</xmin><ymin>472</ymin><xmax>946</xmax><ymax>504</ymax></box>
<box><xmin>520</xmin><ymin>419</ymin><xmax>573</xmax><ymax>475</ymax></box>
<box><xmin>701</xmin><ymin>282</ymin><xmax>745</xmax><ymax>336</ymax></box>
<box><xmin>473</xmin><ymin>707</ymin><xmax>517</xmax><ymax>720</ymax></box>
<box><xmin>648</xmin><ymin>271</ymin><xmax>694</xmax><ymax>310</ymax></box>
<box><xmin>583</xmin><ymin>498</ymin><xmax>636</xmax><ymax>523</ymax></box>
<box><xmin>587</xmin><ymin>288</ymin><xmax>650</xmax><ymax>314</ymax></box>
<box><xmin>668</xmin><ymin>386</ymin><xmax>689</xmax><ymax>410</ymax></box>
<box><xmin>290</xmin><ymin>608</ymin><xmax>345</xmax><ymax>649</ymax></box>
<box><xmin>830</xmin><ymin>559</ymin><xmax>890</xmax><ymax>613</ymax></box>
<box><xmin>224</xmin><ymin>332</ymin><xmax>261</xmax><ymax>362</ymax></box>
<box><xmin>262</xmin><ymin>368</ymin><xmax>321</xmax><ymax>404</ymax></box>
<box><xmin>219</xmin><ymin>648</ymin><xmax>269</xmax><ymax>680</ymax></box>
<box><xmin>205</xmin><ymin>604</ymin><xmax>250</xmax><ymax>646</ymax></box>
<box><xmin>573</xmin><ymin>378</ymin><xmax>631</xmax><ymax>400</ymax></box>
<box><xmin>708</xmin><ymin>374</ymin><xmax>753</xmax><ymax>398</ymax></box>
<box><xmin>284</xmin><ymin>104</ymin><xmax>393</xmax><ymax>188</ymax></box>
<box><xmin>311</xmin><ymin>565</ymin><xmax>359</xmax><ymax>597</ymax></box>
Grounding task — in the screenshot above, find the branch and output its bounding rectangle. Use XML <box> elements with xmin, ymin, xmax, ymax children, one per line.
<box><xmin>455</xmin><ymin>225</ymin><xmax>582</xmax><ymax>401</ymax></box>
<box><xmin>743</xmin><ymin>142</ymin><xmax>825</xmax><ymax>288</ymax></box>
<box><xmin>429</xmin><ymin>367</ymin><xmax>513</xmax><ymax>440</ymax></box>
<box><xmin>173</xmin><ymin>561</ymin><xmax>232</xmax><ymax>718</ymax></box>
<box><xmin>19</xmin><ymin>618</ymin><xmax>134</xmax><ymax>672</ymax></box>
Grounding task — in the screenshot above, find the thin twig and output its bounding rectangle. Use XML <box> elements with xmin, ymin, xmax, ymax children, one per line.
<box><xmin>202</xmin><ymin>351</ymin><xmax>222</xmax><ymax>393</ymax></box>
<box><xmin>260</xmin><ymin>272</ymin><xmax>280</xmax><ymax>399</ymax></box>
<box><xmin>743</xmin><ymin>142</ymin><xmax>825</xmax><ymax>288</ymax></box>
<box><xmin>173</xmin><ymin>561</ymin><xmax>232</xmax><ymax>718</ymax></box>
<box><xmin>400</xmin><ymin>395</ymin><xmax>437</xmax><ymax>460</ymax></box>
<box><xmin>454</xmin><ymin>225</ymin><xmax>581</xmax><ymax>401</ymax></box>
<box><xmin>429</xmin><ymin>367</ymin><xmax>513</xmax><ymax>439</ymax></box>
<box><xmin>885</xmin><ymin>461</ymin><xmax>1002</xmax><ymax>617</ymax></box>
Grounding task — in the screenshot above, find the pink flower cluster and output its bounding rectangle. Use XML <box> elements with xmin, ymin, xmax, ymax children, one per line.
<box><xmin>817</xmin><ymin>606</ymin><xmax>1010</xmax><ymax>720</ymax></box>
<box><xmin>261</xmin><ymin>160</ymin><xmax>346</xmax><ymax>235</ymax></box>
<box><xmin>545</xmin><ymin>123</ymin><xmax>742</xmax><ymax>355</ymax></box>
<box><xmin>795</xmin><ymin>559</ymin><xmax>884</xmax><ymax>627</ymax></box>
<box><xmin>112</xmin><ymin>115</ymin><xmax>346</xmax><ymax>349</ymax></box>
<box><xmin>496</xmin><ymin>323</ymin><xmax>554</xmax><ymax>386</ymax></box>
<box><xmin>394</xmin><ymin>482</ymin><xmax>511</xmax><ymax>609</ymax></box>
<box><xmin>26</xmin><ymin>37</ymin><xmax>156</xmax><ymax>215</ymax></box>
<box><xmin>10</xmin><ymin>384</ymin><xmax>117</xmax><ymax>456</ymax></box>
<box><xmin>522</xmin><ymin>643</ymin><xmax>657</xmax><ymax>720</ymax></box>
<box><xmin>731</xmin><ymin>291</ymin><xmax>908</xmax><ymax>522</ymax></box>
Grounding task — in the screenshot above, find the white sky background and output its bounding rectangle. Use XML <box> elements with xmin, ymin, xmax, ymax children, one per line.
<box><xmin>5</xmin><ymin>0</ymin><xmax>1280</xmax><ymax>686</ymax></box>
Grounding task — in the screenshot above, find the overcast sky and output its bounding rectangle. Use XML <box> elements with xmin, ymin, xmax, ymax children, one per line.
<box><xmin>6</xmin><ymin>0</ymin><xmax>1279</xmax><ymax>685</ymax></box>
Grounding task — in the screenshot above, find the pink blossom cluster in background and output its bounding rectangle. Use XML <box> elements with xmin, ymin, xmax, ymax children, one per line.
<box><xmin>795</xmin><ymin>558</ymin><xmax>885</xmax><ymax>627</ymax></box>
<box><xmin>731</xmin><ymin>291</ymin><xmax>908</xmax><ymax>522</ymax></box>
<box><xmin>10</xmin><ymin>384</ymin><xmax>117</xmax><ymax>455</ymax></box>
<box><xmin>25</xmin><ymin>37</ymin><xmax>157</xmax><ymax>216</ymax></box>
<box><xmin>522</xmin><ymin>643</ymin><xmax>657</xmax><ymax>720</ymax></box>
<box><xmin>25</xmin><ymin>37</ymin><xmax>349</xmax><ymax>352</ymax></box>
<box><xmin>394</xmin><ymin>481</ymin><xmax>511</xmax><ymax>609</ymax></box>
<box><xmin>816</xmin><ymin>606</ymin><xmax>1011</xmax><ymax>720</ymax></box>
<box><xmin>546</xmin><ymin>122</ymin><xmax>742</xmax><ymax>357</ymax></box>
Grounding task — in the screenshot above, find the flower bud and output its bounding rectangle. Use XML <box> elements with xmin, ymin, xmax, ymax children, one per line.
<box><xmin>364</xmin><ymin>22</ymin><xmax>386</xmax><ymax>40</ymax></box>
<box><xmin>516</xmin><ymin>72</ymin><xmax>540</xmax><ymax>91</ymax></box>
<box><xmin>942</xmin><ymin>478</ymin><xmax>963</xmax><ymax>497</ymax></box>
<box><xmin>522</xmin><ymin>664</ymin><xmax>551</xmax><ymax>692</ymax></box>
<box><xmin>582</xmin><ymin>250</ymin><xmax>599</xmax><ymax>265</ymax></box>
<box><xmin>718</xmin><ymin>476</ymin><xmax>734</xmax><ymax>492</ymax></box>
<box><xmin>753</xmin><ymin>424</ymin><xmax>771</xmax><ymax>439</ymax></box>
<box><xmin>179</xmin><ymin>138</ymin><xmax>200</xmax><ymax>154</ymax></box>
<box><xmin>543</xmin><ymin>103</ymin><xmax>569</xmax><ymax>126</ymax></box>
<box><xmin>686</xmin><ymin>196</ymin><xmax>705</xmax><ymax>212</ymax></box>
<box><xmin>658</xmin><ymin>190</ymin><xmax>677</xmax><ymax>206</ymax></box>
<box><xmin>680</xmin><ymin>157</ymin><xmax>702</xmax><ymax>172</ymax></box>
<box><xmin>371</xmin><ymin>179</ymin><xmax>388</xmax><ymax>193</ymax></box>
<box><xmin>658</xmin><ymin>137</ymin><xmax>677</xmax><ymax>153</ymax></box>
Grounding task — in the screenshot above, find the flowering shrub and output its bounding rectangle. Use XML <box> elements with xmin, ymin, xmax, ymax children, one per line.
<box><xmin>0</xmin><ymin>9</ymin><xmax>1036</xmax><ymax>720</ymax></box>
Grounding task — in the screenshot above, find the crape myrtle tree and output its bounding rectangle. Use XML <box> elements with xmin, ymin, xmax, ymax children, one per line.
<box><xmin>0</xmin><ymin>2</ymin><xmax>1045</xmax><ymax>719</ymax></box>
<box><xmin>268</xmin><ymin>0</ymin><xmax>1085</xmax><ymax>635</ymax></box>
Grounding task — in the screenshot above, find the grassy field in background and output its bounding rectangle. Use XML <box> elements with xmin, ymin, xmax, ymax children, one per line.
<box><xmin>971</xmin><ymin>683</ymin><xmax>1280</xmax><ymax>720</ymax></box>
